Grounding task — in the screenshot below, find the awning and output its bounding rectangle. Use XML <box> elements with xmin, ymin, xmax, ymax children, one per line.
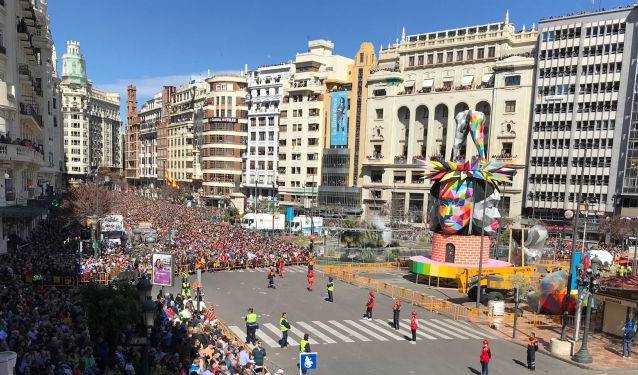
<box><xmin>481</xmin><ymin>73</ymin><xmax>494</xmax><ymax>83</ymax></box>
<box><xmin>404</xmin><ymin>80</ymin><xmax>415</xmax><ymax>87</ymax></box>
<box><xmin>461</xmin><ymin>75</ymin><xmax>474</xmax><ymax>86</ymax></box>
<box><xmin>422</xmin><ymin>79</ymin><xmax>434</xmax><ymax>88</ymax></box>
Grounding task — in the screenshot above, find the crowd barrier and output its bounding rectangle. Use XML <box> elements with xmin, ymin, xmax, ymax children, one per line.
<box><xmin>321</xmin><ymin>264</ymin><xmax>570</xmax><ymax>335</ymax></box>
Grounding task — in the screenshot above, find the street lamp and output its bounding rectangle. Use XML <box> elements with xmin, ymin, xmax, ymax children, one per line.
<box><xmin>572</xmin><ymin>256</ymin><xmax>602</xmax><ymax>364</ymax></box>
<box><xmin>136</xmin><ymin>276</ymin><xmax>155</xmax><ymax>375</ymax></box>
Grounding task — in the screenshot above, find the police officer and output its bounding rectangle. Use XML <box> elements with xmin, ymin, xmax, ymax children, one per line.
<box><xmin>326</xmin><ymin>277</ymin><xmax>334</xmax><ymax>303</ymax></box>
<box><xmin>181</xmin><ymin>275</ymin><xmax>191</xmax><ymax>299</ymax></box>
<box><xmin>299</xmin><ymin>333</ymin><xmax>311</xmax><ymax>375</ymax></box>
<box><xmin>279</xmin><ymin>312</ymin><xmax>291</xmax><ymax>348</ymax></box>
<box><xmin>245</xmin><ymin>307</ymin><xmax>259</xmax><ymax>345</ymax></box>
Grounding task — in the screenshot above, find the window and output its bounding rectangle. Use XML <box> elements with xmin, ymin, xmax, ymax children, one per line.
<box><xmin>376</xmin><ymin>108</ymin><xmax>384</xmax><ymax>119</ymax></box>
<box><xmin>446</xmin><ymin>51</ymin><xmax>453</xmax><ymax>62</ymax></box>
<box><xmin>437</xmin><ymin>53</ymin><xmax>443</xmax><ymax>64</ymax></box>
<box><xmin>466</xmin><ymin>49</ymin><xmax>474</xmax><ymax>60</ymax></box>
<box><xmin>488</xmin><ymin>46</ymin><xmax>496</xmax><ymax>58</ymax></box>
<box><xmin>456</xmin><ymin>50</ymin><xmax>463</xmax><ymax>61</ymax></box>
<box><xmin>359</xmin><ymin>52</ymin><xmax>364</xmax><ymax>63</ymax></box>
<box><xmin>408</xmin><ymin>56</ymin><xmax>415</xmax><ymax>67</ymax></box>
<box><xmin>427</xmin><ymin>54</ymin><xmax>433</xmax><ymax>64</ymax></box>
<box><xmin>504</xmin><ymin>75</ymin><xmax>521</xmax><ymax>86</ymax></box>
<box><xmin>501</xmin><ymin>142</ymin><xmax>513</xmax><ymax>156</ymax></box>
<box><xmin>505</xmin><ymin>100</ymin><xmax>516</xmax><ymax>112</ymax></box>
<box><xmin>417</xmin><ymin>55</ymin><xmax>424</xmax><ymax>65</ymax></box>
<box><xmin>308</xmin><ymin>138</ymin><xmax>319</xmax><ymax>146</ymax></box>
<box><xmin>477</xmin><ymin>48</ymin><xmax>485</xmax><ymax>59</ymax></box>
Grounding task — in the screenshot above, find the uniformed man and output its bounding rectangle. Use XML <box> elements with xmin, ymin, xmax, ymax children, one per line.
<box><xmin>299</xmin><ymin>333</ymin><xmax>311</xmax><ymax>375</ymax></box>
<box><xmin>180</xmin><ymin>275</ymin><xmax>191</xmax><ymax>299</ymax></box>
<box><xmin>527</xmin><ymin>332</ymin><xmax>539</xmax><ymax>370</ymax></box>
<box><xmin>245</xmin><ymin>307</ymin><xmax>259</xmax><ymax>345</ymax></box>
<box><xmin>279</xmin><ymin>312</ymin><xmax>291</xmax><ymax>348</ymax></box>
<box><xmin>326</xmin><ymin>277</ymin><xmax>334</xmax><ymax>302</ymax></box>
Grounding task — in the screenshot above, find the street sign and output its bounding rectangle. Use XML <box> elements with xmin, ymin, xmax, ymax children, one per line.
<box><xmin>299</xmin><ymin>352</ymin><xmax>317</xmax><ymax>373</ymax></box>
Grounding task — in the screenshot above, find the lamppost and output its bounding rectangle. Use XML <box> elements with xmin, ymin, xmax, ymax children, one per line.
<box><xmin>136</xmin><ymin>276</ymin><xmax>155</xmax><ymax>375</ymax></box>
<box><xmin>572</xmin><ymin>256</ymin><xmax>602</xmax><ymax>363</ymax></box>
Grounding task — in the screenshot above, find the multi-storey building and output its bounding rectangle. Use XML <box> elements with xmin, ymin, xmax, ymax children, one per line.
<box><xmin>61</xmin><ymin>41</ymin><xmax>121</xmax><ymax>177</ymax></box>
<box><xmin>244</xmin><ymin>63</ymin><xmax>292</xmax><ymax>203</ymax></box>
<box><xmin>202</xmin><ymin>74</ymin><xmax>248</xmax><ymax>209</ymax></box>
<box><xmin>526</xmin><ymin>6</ymin><xmax>638</xmax><ymax>222</ymax></box>
<box><xmin>317</xmin><ymin>42</ymin><xmax>376</xmax><ymax>215</ymax></box>
<box><xmin>125</xmin><ymin>85</ymin><xmax>139</xmax><ymax>182</ymax></box>
<box><xmin>164</xmin><ymin>80</ymin><xmax>207</xmax><ymax>187</ymax></box>
<box><xmin>278</xmin><ymin>40</ymin><xmax>352</xmax><ymax>208</ymax></box>
<box><xmin>362</xmin><ymin>14</ymin><xmax>536</xmax><ymax>225</ymax></box>
<box><xmin>138</xmin><ymin>92</ymin><xmax>162</xmax><ymax>184</ymax></box>
<box><xmin>1</xmin><ymin>0</ymin><xmax>65</xmax><ymax>246</ymax></box>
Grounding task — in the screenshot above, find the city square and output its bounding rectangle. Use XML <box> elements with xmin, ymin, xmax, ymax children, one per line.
<box><xmin>2</xmin><ymin>1</ymin><xmax>638</xmax><ymax>375</ymax></box>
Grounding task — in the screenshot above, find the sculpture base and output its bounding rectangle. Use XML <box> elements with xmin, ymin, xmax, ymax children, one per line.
<box><xmin>409</xmin><ymin>256</ymin><xmax>511</xmax><ymax>279</ymax></box>
<box><xmin>431</xmin><ymin>233</ymin><xmax>490</xmax><ymax>264</ymax></box>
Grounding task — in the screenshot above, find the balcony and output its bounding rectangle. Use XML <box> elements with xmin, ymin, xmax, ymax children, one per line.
<box><xmin>394</xmin><ymin>155</ymin><xmax>408</xmax><ymax>164</ymax></box>
<box><xmin>0</xmin><ymin>142</ymin><xmax>44</xmax><ymax>165</ymax></box>
<box><xmin>0</xmin><ymin>81</ymin><xmax>16</xmax><ymax>109</ymax></box>
<box><xmin>19</xmin><ymin>102</ymin><xmax>43</xmax><ymax>128</ymax></box>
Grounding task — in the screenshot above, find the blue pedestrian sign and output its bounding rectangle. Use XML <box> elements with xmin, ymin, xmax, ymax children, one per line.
<box><xmin>299</xmin><ymin>352</ymin><xmax>317</xmax><ymax>373</ymax></box>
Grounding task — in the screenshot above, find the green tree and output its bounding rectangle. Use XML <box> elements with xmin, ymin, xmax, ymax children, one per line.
<box><xmin>223</xmin><ymin>207</ymin><xmax>240</xmax><ymax>223</ymax></box>
<box><xmin>79</xmin><ymin>281</ymin><xmax>141</xmax><ymax>347</ymax></box>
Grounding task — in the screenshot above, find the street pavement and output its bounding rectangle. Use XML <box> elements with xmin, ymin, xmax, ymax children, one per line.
<box><xmin>179</xmin><ymin>265</ymin><xmax>609</xmax><ymax>375</ymax></box>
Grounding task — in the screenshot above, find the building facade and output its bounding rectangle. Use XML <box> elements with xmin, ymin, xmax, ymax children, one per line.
<box><xmin>125</xmin><ymin>85</ymin><xmax>139</xmax><ymax>182</ymax></box>
<box><xmin>61</xmin><ymin>41</ymin><xmax>121</xmax><ymax>177</ymax></box>
<box><xmin>317</xmin><ymin>42</ymin><xmax>377</xmax><ymax>215</ymax></box>
<box><xmin>277</xmin><ymin>40</ymin><xmax>352</xmax><ymax>208</ymax></box>
<box><xmin>1</xmin><ymin>0</ymin><xmax>65</xmax><ymax>246</ymax></box>
<box><xmin>362</xmin><ymin>15</ymin><xmax>536</xmax><ymax>225</ymax></box>
<box><xmin>202</xmin><ymin>74</ymin><xmax>248</xmax><ymax>208</ymax></box>
<box><xmin>166</xmin><ymin>80</ymin><xmax>207</xmax><ymax>187</ymax></box>
<box><xmin>244</xmin><ymin>63</ymin><xmax>292</xmax><ymax>203</ymax></box>
<box><xmin>138</xmin><ymin>92</ymin><xmax>162</xmax><ymax>183</ymax></box>
<box><xmin>526</xmin><ymin>6</ymin><xmax>638</xmax><ymax>222</ymax></box>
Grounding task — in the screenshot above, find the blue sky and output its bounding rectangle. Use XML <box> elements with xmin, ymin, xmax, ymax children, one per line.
<box><xmin>48</xmin><ymin>0</ymin><xmax>630</xmax><ymax>118</ymax></box>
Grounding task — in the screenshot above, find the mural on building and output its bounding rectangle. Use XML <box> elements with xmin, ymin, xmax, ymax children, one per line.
<box><xmin>330</xmin><ymin>91</ymin><xmax>349</xmax><ymax>146</ymax></box>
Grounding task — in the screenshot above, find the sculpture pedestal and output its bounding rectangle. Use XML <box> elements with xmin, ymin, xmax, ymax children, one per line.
<box><xmin>431</xmin><ymin>233</ymin><xmax>490</xmax><ymax>265</ymax></box>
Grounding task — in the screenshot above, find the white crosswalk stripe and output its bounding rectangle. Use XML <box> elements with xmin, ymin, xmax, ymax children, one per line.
<box><xmin>328</xmin><ymin>320</ymin><xmax>371</xmax><ymax>342</ymax></box>
<box><xmin>230</xmin><ymin>318</ymin><xmax>493</xmax><ymax>348</ymax></box>
<box><xmin>359</xmin><ymin>319</ymin><xmax>404</xmax><ymax>340</ymax></box>
<box><xmin>288</xmin><ymin>326</ymin><xmax>319</xmax><ymax>345</ymax></box>
<box><xmin>378</xmin><ymin>319</ymin><xmax>438</xmax><ymax>340</ymax></box>
<box><xmin>344</xmin><ymin>320</ymin><xmax>388</xmax><ymax>341</ymax></box>
<box><xmin>263</xmin><ymin>323</ymin><xmax>299</xmax><ymax>347</ymax></box>
<box><xmin>313</xmin><ymin>321</ymin><xmax>354</xmax><ymax>343</ymax></box>
<box><xmin>247</xmin><ymin>268</ymin><xmax>256</xmax><ymax>272</ymax></box>
<box><xmin>415</xmin><ymin>319</ymin><xmax>467</xmax><ymax>339</ymax></box>
<box><xmin>297</xmin><ymin>321</ymin><xmax>337</xmax><ymax>344</ymax></box>
<box><xmin>443</xmin><ymin>319</ymin><xmax>497</xmax><ymax>339</ymax></box>
<box><xmin>431</xmin><ymin>319</ymin><xmax>483</xmax><ymax>339</ymax></box>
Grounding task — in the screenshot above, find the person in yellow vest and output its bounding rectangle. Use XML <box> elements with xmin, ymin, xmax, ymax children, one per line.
<box><xmin>180</xmin><ymin>275</ymin><xmax>191</xmax><ymax>299</ymax></box>
<box><xmin>245</xmin><ymin>307</ymin><xmax>259</xmax><ymax>345</ymax></box>
<box><xmin>299</xmin><ymin>333</ymin><xmax>311</xmax><ymax>374</ymax></box>
<box><xmin>627</xmin><ymin>264</ymin><xmax>633</xmax><ymax>276</ymax></box>
<box><xmin>619</xmin><ymin>265</ymin><xmax>627</xmax><ymax>278</ymax></box>
<box><xmin>279</xmin><ymin>312</ymin><xmax>291</xmax><ymax>348</ymax></box>
<box><xmin>326</xmin><ymin>277</ymin><xmax>334</xmax><ymax>303</ymax></box>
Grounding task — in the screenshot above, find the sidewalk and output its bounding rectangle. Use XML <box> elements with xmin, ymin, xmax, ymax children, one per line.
<box><xmin>483</xmin><ymin>313</ymin><xmax>638</xmax><ymax>371</ymax></box>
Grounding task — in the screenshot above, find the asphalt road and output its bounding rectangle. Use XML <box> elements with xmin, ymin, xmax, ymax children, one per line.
<box><xmin>160</xmin><ymin>265</ymin><xmax>615</xmax><ymax>375</ymax></box>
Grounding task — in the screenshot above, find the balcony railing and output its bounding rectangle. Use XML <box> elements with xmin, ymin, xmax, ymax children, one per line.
<box><xmin>394</xmin><ymin>155</ymin><xmax>407</xmax><ymax>164</ymax></box>
<box><xmin>19</xmin><ymin>102</ymin><xmax>43</xmax><ymax>128</ymax></box>
<box><xmin>0</xmin><ymin>142</ymin><xmax>44</xmax><ymax>164</ymax></box>
<box><xmin>366</xmin><ymin>153</ymin><xmax>384</xmax><ymax>160</ymax></box>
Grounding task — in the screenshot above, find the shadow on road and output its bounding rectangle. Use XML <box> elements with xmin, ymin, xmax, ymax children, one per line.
<box><xmin>467</xmin><ymin>366</ymin><xmax>481</xmax><ymax>374</ymax></box>
<box><xmin>512</xmin><ymin>359</ymin><xmax>527</xmax><ymax>368</ymax></box>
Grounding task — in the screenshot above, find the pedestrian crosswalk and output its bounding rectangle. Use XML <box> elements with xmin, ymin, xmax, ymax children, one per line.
<box><xmin>229</xmin><ymin>317</ymin><xmax>496</xmax><ymax>348</ymax></box>
<box><xmin>228</xmin><ymin>265</ymin><xmax>309</xmax><ymax>273</ymax></box>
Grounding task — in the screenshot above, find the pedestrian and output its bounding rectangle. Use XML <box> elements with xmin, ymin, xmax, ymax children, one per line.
<box><xmin>622</xmin><ymin>318</ymin><xmax>636</xmax><ymax>358</ymax></box>
<box><xmin>480</xmin><ymin>339</ymin><xmax>491</xmax><ymax>375</ymax></box>
<box><xmin>299</xmin><ymin>333</ymin><xmax>311</xmax><ymax>375</ymax></box>
<box><xmin>307</xmin><ymin>269</ymin><xmax>314</xmax><ymax>291</ymax></box>
<box><xmin>278</xmin><ymin>257</ymin><xmax>285</xmax><ymax>278</ymax></box>
<box><xmin>527</xmin><ymin>332</ymin><xmax>538</xmax><ymax>370</ymax></box>
<box><xmin>245</xmin><ymin>307</ymin><xmax>259</xmax><ymax>345</ymax></box>
<box><xmin>279</xmin><ymin>312</ymin><xmax>291</xmax><ymax>348</ymax></box>
<box><xmin>393</xmin><ymin>298</ymin><xmax>401</xmax><ymax>330</ymax></box>
<box><xmin>267</xmin><ymin>267</ymin><xmax>276</xmax><ymax>289</ymax></box>
<box><xmin>252</xmin><ymin>340</ymin><xmax>267</xmax><ymax>373</ymax></box>
<box><xmin>410</xmin><ymin>310</ymin><xmax>418</xmax><ymax>343</ymax></box>
<box><xmin>363</xmin><ymin>291</ymin><xmax>375</xmax><ymax>320</ymax></box>
<box><xmin>326</xmin><ymin>277</ymin><xmax>334</xmax><ymax>302</ymax></box>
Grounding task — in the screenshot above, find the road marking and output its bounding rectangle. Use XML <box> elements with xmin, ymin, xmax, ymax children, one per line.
<box><xmin>407</xmin><ymin>319</ymin><xmax>454</xmax><ymax>340</ymax></box>
<box><xmin>229</xmin><ymin>325</ymin><xmax>248</xmax><ymax>342</ymax></box>
<box><xmin>431</xmin><ymin>319</ymin><xmax>483</xmax><ymax>339</ymax></box>
<box><xmin>443</xmin><ymin>319</ymin><xmax>496</xmax><ymax>339</ymax></box>
<box><xmin>255</xmin><ymin>329</ymin><xmax>280</xmax><ymax>348</ymax></box>
<box><xmin>343</xmin><ymin>320</ymin><xmax>388</xmax><ymax>341</ymax></box>
<box><xmin>297</xmin><ymin>321</ymin><xmax>337</xmax><ymax>344</ymax></box>
<box><xmin>237</xmin><ymin>269</ymin><xmax>244</xmax><ymax>272</ymax></box>
<box><xmin>312</xmin><ymin>321</ymin><xmax>354</xmax><ymax>343</ymax></box>
<box><xmin>378</xmin><ymin>319</ymin><xmax>437</xmax><ymax>340</ymax></box>
<box><xmin>263</xmin><ymin>323</ymin><xmax>298</xmax><ymax>347</ymax></box>
<box><xmin>416</xmin><ymin>319</ymin><xmax>468</xmax><ymax>339</ymax></box>
<box><xmin>327</xmin><ymin>320</ymin><xmax>371</xmax><ymax>342</ymax></box>
<box><xmin>359</xmin><ymin>319</ymin><xmax>404</xmax><ymax>340</ymax></box>
<box><xmin>288</xmin><ymin>326</ymin><xmax>319</xmax><ymax>345</ymax></box>
<box><xmin>247</xmin><ymin>268</ymin><xmax>255</xmax><ymax>272</ymax></box>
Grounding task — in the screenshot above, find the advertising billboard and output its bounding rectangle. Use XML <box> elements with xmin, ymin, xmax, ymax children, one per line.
<box><xmin>152</xmin><ymin>253</ymin><xmax>174</xmax><ymax>286</ymax></box>
<box><xmin>330</xmin><ymin>91</ymin><xmax>349</xmax><ymax>146</ymax></box>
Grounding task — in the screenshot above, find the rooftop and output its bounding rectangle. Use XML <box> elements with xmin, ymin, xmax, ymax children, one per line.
<box><xmin>539</xmin><ymin>5</ymin><xmax>634</xmax><ymax>23</ymax></box>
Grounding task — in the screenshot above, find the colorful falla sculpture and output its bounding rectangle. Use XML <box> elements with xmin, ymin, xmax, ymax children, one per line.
<box><xmin>424</xmin><ymin>110</ymin><xmax>514</xmax><ymax>235</ymax></box>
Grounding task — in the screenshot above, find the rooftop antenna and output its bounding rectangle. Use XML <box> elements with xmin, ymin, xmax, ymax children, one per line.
<box><xmin>505</xmin><ymin>9</ymin><xmax>510</xmax><ymax>24</ymax></box>
<box><xmin>401</xmin><ymin>26</ymin><xmax>406</xmax><ymax>43</ymax></box>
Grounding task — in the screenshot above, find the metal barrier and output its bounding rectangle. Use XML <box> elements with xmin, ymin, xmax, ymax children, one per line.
<box><xmin>215</xmin><ymin>316</ymin><xmax>275</xmax><ymax>374</ymax></box>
